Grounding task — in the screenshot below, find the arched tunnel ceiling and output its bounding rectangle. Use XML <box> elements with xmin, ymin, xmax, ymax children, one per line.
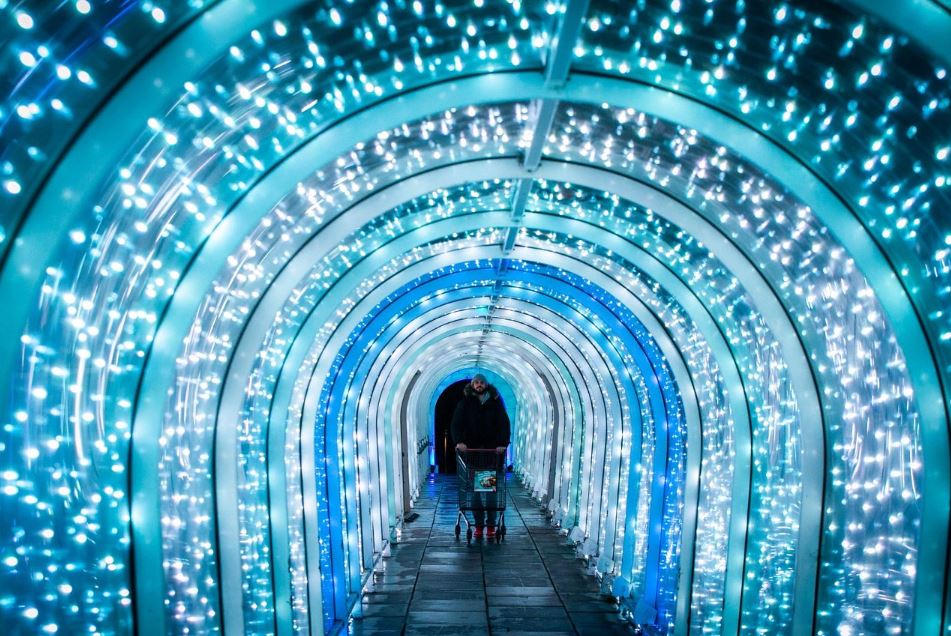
<box><xmin>1</xmin><ymin>2</ymin><xmax>949</xmax><ymax>636</ymax></box>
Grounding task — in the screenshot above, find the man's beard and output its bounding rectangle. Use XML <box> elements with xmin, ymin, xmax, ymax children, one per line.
<box><xmin>474</xmin><ymin>385</ymin><xmax>485</xmax><ymax>393</ymax></box>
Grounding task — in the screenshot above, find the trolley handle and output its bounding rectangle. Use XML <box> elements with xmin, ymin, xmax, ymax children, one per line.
<box><xmin>455</xmin><ymin>447</ymin><xmax>506</xmax><ymax>473</ymax></box>
<box><xmin>456</xmin><ymin>448</ymin><xmax>507</xmax><ymax>475</ymax></box>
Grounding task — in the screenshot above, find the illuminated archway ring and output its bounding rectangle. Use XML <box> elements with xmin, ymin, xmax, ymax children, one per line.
<box><xmin>405</xmin><ymin>315</ymin><xmax>581</xmax><ymax>503</ymax></box>
<box><xmin>207</xmin><ymin>206</ymin><xmax>770</xmax><ymax>631</ymax></box>
<box><xmin>329</xmin><ymin>314</ymin><xmax>587</xmax><ymax>577</ymax></box>
<box><xmin>115</xmin><ymin>73</ymin><xmax>938</xmax><ymax>631</ymax></box>
<box><xmin>298</xmin><ymin>268</ymin><xmax>687</xmax><ymax>619</ymax></box>
<box><xmin>356</xmin><ymin>293</ymin><xmax>669</xmax><ymax>565</ymax></box>
<box><xmin>199</xmin><ymin>157</ymin><xmax>813</xmax><ymax>625</ymax></box>
<box><xmin>269</xmin><ymin>268</ymin><xmax>639</xmax><ymax>631</ymax></box>
<box><xmin>277</xmin><ymin>244</ymin><xmax>704</xmax><ymax>625</ymax></box>
<box><xmin>332</xmin><ymin>291</ymin><xmax>646</xmax><ymax>540</ymax></box>
<box><xmin>347</xmin><ymin>289</ymin><xmax>587</xmax><ymax>501</ymax></box>
<box><xmin>398</xmin><ymin>315</ymin><xmax>574</xmax><ymax>500</ymax></box>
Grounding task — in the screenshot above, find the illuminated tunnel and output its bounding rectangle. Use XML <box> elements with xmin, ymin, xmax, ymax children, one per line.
<box><xmin>0</xmin><ymin>0</ymin><xmax>949</xmax><ymax>634</ymax></box>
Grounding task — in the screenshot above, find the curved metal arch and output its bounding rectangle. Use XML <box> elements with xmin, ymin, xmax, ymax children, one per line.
<box><xmin>421</xmin><ymin>362</ymin><xmax>541</xmax><ymax>474</ymax></box>
<box><xmin>205</xmin><ymin>148</ymin><xmax>824</xmax><ymax>633</ymax></box>
<box><xmin>416</xmin><ymin>354</ymin><xmax>567</xmax><ymax>500</ymax></box>
<box><xmin>401</xmin><ymin>323</ymin><xmax>607</xmax><ymax>527</ymax></box>
<box><xmin>402</xmin><ymin>330</ymin><xmax>565</xmax><ymax>497</ymax></box>
<box><xmin>89</xmin><ymin>65</ymin><xmax>933</xmax><ymax>636</ymax></box>
<box><xmin>336</xmin><ymin>313</ymin><xmax>583</xmax><ymax>574</ymax></box>
<box><xmin>327</xmin><ymin>286</ymin><xmax>583</xmax><ymax>400</ymax></box>
<box><xmin>333</xmin><ymin>284</ymin><xmax>558</xmax><ymax>519</ymax></box>
<box><xmin>405</xmin><ymin>331</ymin><xmax>568</xmax><ymax>494</ymax></box>
<box><xmin>163</xmin><ymin>146</ymin><xmax>822</xmax><ymax>634</ymax></box>
<box><xmin>83</xmin><ymin>70</ymin><xmax>941</xmax><ymax>458</ymax></box>
<box><xmin>141</xmin><ymin>181</ymin><xmax>776</xmax><ymax>636</ymax></box>
<box><xmin>334</xmin><ymin>289</ymin><xmax>652</xmax><ymax>554</ymax></box>
<box><xmin>240</xmin><ymin>193</ymin><xmax>744</xmax><ymax>622</ymax></box>
<box><xmin>373</xmin><ymin>318</ymin><xmax>606</xmax><ymax>547</ymax></box>
<box><xmin>404</xmin><ymin>322</ymin><xmax>580</xmax><ymax>506</ymax></box>
<box><xmin>5</xmin><ymin>35</ymin><xmax>942</xmax><ymax>587</ymax></box>
<box><xmin>313</xmin><ymin>293</ymin><xmax>613</xmax><ymax>562</ymax></box>
<box><xmin>203</xmin><ymin>206</ymin><xmax>744</xmax><ymax>628</ymax></box>
<box><xmin>309</xmin><ymin>292</ymin><xmax>622</xmax><ymax>548</ymax></box>
<box><xmin>3</xmin><ymin>1</ymin><xmax>943</xmax><ymax>457</ymax></box>
<box><xmin>0</xmin><ymin>7</ymin><xmax>941</xmax><ymax>633</ymax></box>
<box><xmin>364</xmin><ymin>307</ymin><xmax>601</xmax><ymax>483</ymax></box>
<box><xmin>265</xmin><ymin>242</ymin><xmax>704</xmax><ymax>624</ymax></box>
<box><xmin>256</xmin><ymin>250</ymin><xmax>680</xmax><ymax>580</ymax></box>
<box><xmin>328</xmin><ymin>316</ymin><xmax>580</xmax><ymax>572</ymax></box>
<box><xmin>4</xmin><ymin>55</ymin><xmax>941</xmax><ymax>635</ymax></box>
<box><xmin>403</xmin><ymin>333</ymin><xmax>568</xmax><ymax>491</ymax></box>
<box><xmin>190</xmin><ymin>151</ymin><xmax>830</xmax><ymax>630</ymax></box>
<box><xmin>196</xmin><ymin>202</ymin><xmax>660</xmax><ymax>520</ymax></box>
<box><xmin>352</xmin><ymin>288</ymin><xmax>583</xmax><ymax>479</ymax></box>
<box><xmin>39</xmin><ymin>72</ymin><xmax>930</xmax><ymax>636</ymax></box>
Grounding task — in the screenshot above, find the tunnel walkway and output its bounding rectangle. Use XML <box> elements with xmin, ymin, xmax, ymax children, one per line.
<box><xmin>347</xmin><ymin>474</ymin><xmax>634</xmax><ymax>635</ymax></box>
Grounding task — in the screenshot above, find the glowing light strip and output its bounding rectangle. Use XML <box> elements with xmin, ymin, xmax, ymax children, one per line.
<box><xmin>278</xmin><ymin>246</ymin><xmax>696</xmax><ymax>624</ymax></box>
<box><xmin>205</xmin><ymin>163</ymin><xmax>784</xmax><ymax>632</ymax></box>
<box><xmin>0</xmin><ymin>24</ymin><xmax>940</xmax><ymax>632</ymax></box>
<box><xmin>315</xmin><ymin>278</ymin><xmax>616</xmax><ymax>536</ymax></box>
<box><xmin>0</xmin><ymin>0</ymin><xmax>314</xmax><ymax>386</ymax></box>
<box><xmin>115</xmin><ymin>74</ymin><xmax>852</xmax><ymax>632</ymax></box>
<box><xmin>16</xmin><ymin>68</ymin><xmax>908</xmax><ymax>632</ymax></box>
<box><xmin>326</xmin><ymin>290</ymin><xmax>644</xmax><ymax>580</ymax></box>
<box><xmin>209</xmin><ymin>153</ymin><xmax>808</xmax><ymax>629</ymax></box>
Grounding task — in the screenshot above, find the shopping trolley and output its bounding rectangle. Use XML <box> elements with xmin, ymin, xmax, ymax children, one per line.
<box><xmin>453</xmin><ymin>448</ymin><xmax>507</xmax><ymax>544</ymax></box>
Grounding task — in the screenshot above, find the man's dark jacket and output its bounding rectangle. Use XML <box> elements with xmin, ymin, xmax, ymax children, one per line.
<box><xmin>450</xmin><ymin>383</ymin><xmax>511</xmax><ymax>449</ymax></box>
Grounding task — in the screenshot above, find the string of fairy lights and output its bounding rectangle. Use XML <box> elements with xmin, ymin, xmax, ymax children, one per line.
<box><xmin>577</xmin><ymin>1</ymin><xmax>951</xmax><ymax>387</ymax></box>
<box><xmin>544</xmin><ymin>100</ymin><xmax>922</xmax><ymax>632</ymax></box>
<box><xmin>328</xmin><ymin>262</ymin><xmax>676</xmax><ymax>620</ymax></box>
<box><xmin>228</xmin><ymin>183</ymin><xmax>512</xmax><ymax>628</ymax></box>
<box><xmin>1</xmin><ymin>1</ymin><xmax>948</xmax><ymax>635</ymax></box>
<box><xmin>0</xmin><ymin>1</ymin><xmax>211</xmax><ymax>255</ymax></box>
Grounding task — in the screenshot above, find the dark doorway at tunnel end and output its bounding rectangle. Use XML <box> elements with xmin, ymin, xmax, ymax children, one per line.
<box><xmin>433</xmin><ymin>379</ymin><xmax>469</xmax><ymax>474</ymax></box>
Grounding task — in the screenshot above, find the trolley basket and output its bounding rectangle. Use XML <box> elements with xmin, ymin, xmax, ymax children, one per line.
<box><xmin>453</xmin><ymin>449</ymin><xmax>507</xmax><ymax>543</ymax></box>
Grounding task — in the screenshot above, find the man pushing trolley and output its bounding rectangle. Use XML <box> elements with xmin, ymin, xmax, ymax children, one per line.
<box><xmin>451</xmin><ymin>373</ymin><xmax>511</xmax><ymax>543</ymax></box>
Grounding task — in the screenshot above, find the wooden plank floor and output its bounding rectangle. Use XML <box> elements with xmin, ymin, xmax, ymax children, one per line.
<box><xmin>344</xmin><ymin>473</ymin><xmax>634</xmax><ymax>635</ymax></box>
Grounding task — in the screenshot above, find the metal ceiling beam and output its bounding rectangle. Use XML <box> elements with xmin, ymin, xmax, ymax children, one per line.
<box><xmin>522</xmin><ymin>98</ymin><xmax>559</xmax><ymax>172</ymax></box>
<box><xmin>545</xmin><ymin>0</ymin><xmax>591</xmax><ymax>88</ymax></box>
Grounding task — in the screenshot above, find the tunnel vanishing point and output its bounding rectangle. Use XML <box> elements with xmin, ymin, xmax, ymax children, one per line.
<box><xmin>1</xmin><ymin>0</ymin><xmax>950</xmax><ymax>634</ymax></box>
